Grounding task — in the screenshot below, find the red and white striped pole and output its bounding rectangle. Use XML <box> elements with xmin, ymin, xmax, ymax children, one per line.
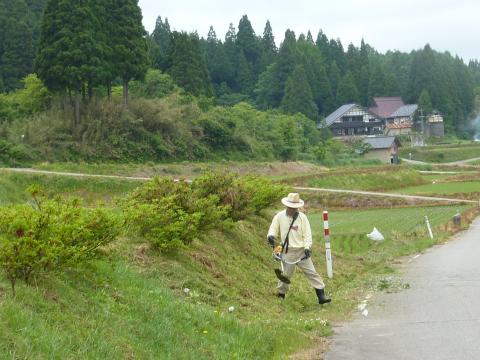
<box><xmin>323</xmin><ymin>211</ymin><xmax>333</xmax><ymax>278</ymax></box>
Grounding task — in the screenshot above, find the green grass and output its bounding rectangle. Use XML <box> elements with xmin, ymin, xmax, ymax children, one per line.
<box><xmin>311</xmin><ymin>206</ymin><xmax>470</xmax><ymax>238</ymax></box>
<box><xmin>0</xmin><ymin>171</ymin><xmax>141</xmax><ymax>205</ymax></box>
<box><xmin>399</xmin><ymin>181</ymin><xmax>480</xmax><ymax>195</ymax></box>
<box><xmin>400</xmin><ymin>144</ymin><xmax>480</xmax><ymax>163</ymax></box>
<box><xmin>1</xmin><ymin>204</ymin><xmax>472</xmax><ymax>359</ymax></box>
<box><xmin>0</xmin><ymin>258</ymin><xmax>304</xmax><ymax>359</ymax></box>
<box><xmin>306</xmin><ymin>167</ymin><xmax>427</xmax><ymax>191</ymax></box>
<box><xmin>309</xmin><ymin>205</ymin><xmax>473</xmax><ymax>269</ymax></box>
<box><xmin>31</xmin><ymin>161</ymin><xmax>326</xmax><ymax>179</ymax></box>
<box><xmin>0</xmin><ymin>216</ymin><xmax>327</xmax><ymax>359</ymax></box>
<box><xmin>0</xmin><ymin>171</ymin><xmax>476</xmax><ymax>359</ymax></box>
<box><xmin>420</xmin><ymin>174</ymin><xmax>459</xmax><ymax>182</ymax></box>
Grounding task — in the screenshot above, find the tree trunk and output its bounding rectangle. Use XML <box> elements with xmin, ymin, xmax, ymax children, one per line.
<box><xmin>88</xmin><ymin>81</ymin><xmax>93</xmax><ymax>101</ymax></box>
<box><xmin>123</xmin><ymin>78</ymin><xmax>128</xmax><ymax>107</ymax></box>
<box><xmin>75</xmin><ymin>92</ymin><xmax>81</xmax><ymax>127</ymax></box>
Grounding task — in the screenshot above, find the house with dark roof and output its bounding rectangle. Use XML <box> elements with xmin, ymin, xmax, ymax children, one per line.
<box><xmin>362</xmin><ymin>136</ymin><xmax>401</xmax><ymax>164</ymax></box>
<box><xmin>320</xmin><ymin>104</ymin><xmax>384</xmax><ymax>137</ymax></box>
<box><xmin>369</xmin><ymin>97</ymin><xmax>405</xmax><ymax>119</ymax></box>
<box><xmin>369</xmin><ymin>97</ymin><xmax>418</xmax><ymax>135</ymax></box>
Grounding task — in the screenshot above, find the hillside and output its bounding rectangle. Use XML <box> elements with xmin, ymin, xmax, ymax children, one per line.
<box><xmin>0</xmin><ymin>170</ymin><xmax>477</xmax><ymax>358</ymax></box>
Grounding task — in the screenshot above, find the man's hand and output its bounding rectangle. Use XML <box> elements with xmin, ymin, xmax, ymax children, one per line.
<box><xmin>267</xmin><ymin>235</ymin><xmax>275</xmax><ymax>247</ymax></box>
<box><xmin>304</xmin><ymin>248</ymin><xmax>312</xmax><ymax>259</ymax></box>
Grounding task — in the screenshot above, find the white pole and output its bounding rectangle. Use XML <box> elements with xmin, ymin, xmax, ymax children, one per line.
<box><xmin>323</xmin><ymin>211</ymin><xmax>333</xmax><ymax>278</ymax></box>
<box><xmin>425</xmin><ymin>216</ymin><xmax>434</xmax><ymax>239</ymax></box>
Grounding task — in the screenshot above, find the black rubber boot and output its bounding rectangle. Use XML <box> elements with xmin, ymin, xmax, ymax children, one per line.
<box><xmin>277</xmin><ymin>293</ymin><xmax>285</xmax><ymax>299</ymax></box>
<box><xmin>315</xmin><ymin>288</ymin><xmax>331</xmax><ymax>304</ymax></box>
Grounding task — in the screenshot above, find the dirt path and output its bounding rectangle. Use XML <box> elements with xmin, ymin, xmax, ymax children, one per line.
<box><xmin>294</xmin><ymin>186</ymin><xmax>478</xmax><ymax>204</ymax></box>
<box><xmin>402</xmin><ymin>157</ymin><xmax>480</xmax><ymax>166</ymax></box>
<box><xmin>0</xmin><ymin>167</ymin><xmax>151</xmax><ymax>181</ymax></box>
<box><xmin>1</xmin><ymin>167</ymin><xmax>477</xmax><ymax>204</ymax></box>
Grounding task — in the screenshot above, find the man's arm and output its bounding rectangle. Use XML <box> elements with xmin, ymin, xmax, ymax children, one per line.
<box><xmin>267</xmin><ymin>214</ymin><xmax>280</xmax><ymax>246</ymax></box>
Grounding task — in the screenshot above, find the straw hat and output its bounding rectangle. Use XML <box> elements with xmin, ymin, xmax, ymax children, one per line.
<box><xmin>281</xmin><ymin>193</ymin><xmax>304</xmax><ymax>208</ymax></box>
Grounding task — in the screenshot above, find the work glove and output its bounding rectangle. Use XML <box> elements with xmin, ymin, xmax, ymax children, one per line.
<box><xmin>267</xmin><ymin>235</ymin><xmax>275</xmax><ymax>247</ymax></box>
<box><xmin>304</xmin><ymin>248</ymin><xmax>312</xmax><ymax>259</ymax></box>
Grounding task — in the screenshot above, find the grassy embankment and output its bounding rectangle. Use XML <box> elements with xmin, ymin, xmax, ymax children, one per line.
<box><xmin>393</xmin><ymin>171</ymin><xmax>480</xmax><ymax>199</ymax></box>
<box><xmin>30</xmin><ymin>161</ymin><xmax>326</xmax><ymax>179</ymax></box>
<box><xmin>0</xmin><ymin>171</ymin><xmax>140</xmax><ymax>205</ymax></box>
<box><xmin>400</xmin><ymin>143</ymin><xmax>480</xmax><ymax>163</ymax></box>
<box><xmin>294</xmin><ymin>166</ymin><xmax>428</xmax><ymax>192</ymax></box>
<box><xmin>0</xmin><ymin>169</ymin><xmax>477</xmax><ymax>358</ymax></box>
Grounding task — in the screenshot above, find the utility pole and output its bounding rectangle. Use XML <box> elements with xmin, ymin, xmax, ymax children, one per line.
<box><xmin>418</xmin><ymin>108</ymin><xmax>426</xmax><ymax>147</ymax></box>
<box><xmin>419</xmin><ymin>108</ymin><xmax>425</xmax><ymax>135</ymax></box>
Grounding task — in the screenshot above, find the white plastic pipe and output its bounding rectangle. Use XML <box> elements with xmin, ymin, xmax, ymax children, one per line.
<box><xmin>323</xmin><ymin>211</ymin><xmax>333</xmax><ymax>278</ymax></box>
<box><xmin>425</xmin><ymin>216</ymin><xmax>434</xmax><ymax>239</ymax></box>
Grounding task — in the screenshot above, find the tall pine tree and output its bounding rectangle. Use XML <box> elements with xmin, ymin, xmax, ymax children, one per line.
<box><xmin>281</xmin><ymin>64</ymin><xmax>318</xmax><ymax>120</ymax></box>
<box><xmin>336</xmin><ymin>71</ymin><xmax>360</xmax><ymax>105</ymax></box>
<box><xmin>151</xmin><ymin>16</ymin><xmax>171</xmax><ymax>71</ymax></box>
<box><xmin>260</xmin><ymin>20</ymin><xmax>277</xmax><ymax>70</ymax></box>
<box><xmin>236</xmin><ymin>15</ymin><xmax>261</xmax><ymax>94</ymax></box>
<box><xmin>109</xmin><ymin>0</ymin><xmax>148</xmax><ymax>106</ymax></box>
<box><xmin>329</xmin><ymin>61</ymin><xmax>341</xmax><ymax>101</ymax></box>
<box><xmin>36</xmin><ymin>0</ymin><xmax>106</xmax><ymax>123</ymax></box>
<box><xmin>168</xmin><ymin>32</ymin><xmax>213</xmax><ymax>96</ymax></box>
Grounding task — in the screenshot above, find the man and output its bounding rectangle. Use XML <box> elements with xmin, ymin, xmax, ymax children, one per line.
<box><xmin>267</xmin><ymin>193</ymin><xmax>331</xmax><ymax>304</ymax></box>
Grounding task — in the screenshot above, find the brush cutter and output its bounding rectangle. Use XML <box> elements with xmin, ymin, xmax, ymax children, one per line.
<box><xmin>272</xmin><ymin>245</ymin><xmax>307</xmax><ymax>284</ymax></box>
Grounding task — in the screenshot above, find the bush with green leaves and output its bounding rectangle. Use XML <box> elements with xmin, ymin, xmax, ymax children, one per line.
<box><xmin>0</xmin><ymin>139</ymin><xmax>35</xmax><ymax>166</ymax></box>
<box><xmin>0</xmin><ymin>188</ymin><xmax>120</xmax><ymax>294</ymax></box>
<box><xmin>129</xmin><ymin>69</ymin><xmax>179</xmax><ymax>99</ymax></box>
<box><xmin>121</xmin><ymin>173</ymin><xmax>286</xmax><ymax>251</ymax></box>
<box><xmin>121</xmin><ymin>177</ymin><xmax>230</xmax><ymax>251</ymax></box>
<box><xmin>193</xmin><ymin>172</ymin><xmax>287</xmax><ymax>220</ymax></box>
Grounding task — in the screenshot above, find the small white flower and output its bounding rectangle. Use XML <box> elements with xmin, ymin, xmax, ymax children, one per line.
<box><xmin>228</xmin><ymin>306</ymin><xmax>235</xmax><ymax>312</ymax></box>
<box><xmin>183</xmin><ymin>288</ymin><xmax>190</xmax><ymax>294</ymax></box>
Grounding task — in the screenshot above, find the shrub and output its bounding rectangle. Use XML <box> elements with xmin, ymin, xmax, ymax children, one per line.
<box><xmin>0</xmin><ymin>140</ymin><xmax>36</xmax><ymax>166</ymax></box>
<box><xmin>121</xmin><ymin>177</ymin><xmax>230</xmax><ymax>251</ymax></box>
<box><xmin>0</xmin><ymin>188</ymin><xmax>120</xmax><ymax>294</ymax></box>
<box><xmin>121</xmin><ymin>173</ymin><xmax>286</xmax><ymax>251</ymax></box>
<box><xmin>193</xmin><ymin>173</ymin><xmax>287</xmax><ymax>219</ymax></box>
<box><xmin>241</xmin><ymin>176</ymin><xmax>288</xmax><ymax>215</ymax></box>
<box><xmin>129</xmin><ymin>69</ymin><xmax>179</xmax><ymax>99</ymax></box>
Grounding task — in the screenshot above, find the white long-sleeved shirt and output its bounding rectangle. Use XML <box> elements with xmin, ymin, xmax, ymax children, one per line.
<box><xmin>267</xmin><ymin>210</ymin><xmax>313</xmax><ymax>249</ymax></box>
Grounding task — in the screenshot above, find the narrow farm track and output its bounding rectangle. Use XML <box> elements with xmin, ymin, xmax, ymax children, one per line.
<box><xmin>402</xmin><ymin>157</ymin><xmax>480</xmax><ymax>166</ymax></box>
<box><xmin>0</xmin><ymin>167</ymin><xmax>151</xmax><ymax>181</ymax></box>
<box><xmin>294</xmin><ymin>186</ymin><xmax>478</xmax><ymax>204</ymax></box>
<box><xmin>1</xmin><ymin>167</ymin><xmax>477</xmax><ymax>204</ymax></box>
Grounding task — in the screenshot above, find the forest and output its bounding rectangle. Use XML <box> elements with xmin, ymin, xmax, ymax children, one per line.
<box><xmin>1</xmin><ymin>0</ymin><xmax>480</xmax><ymax>166</ymax></box>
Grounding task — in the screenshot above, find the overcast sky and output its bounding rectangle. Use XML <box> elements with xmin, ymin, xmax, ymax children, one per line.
<box><xmin>138</xmin><ymin>0</ymin><xmax>479</xmax><ymax>61</ymax></box>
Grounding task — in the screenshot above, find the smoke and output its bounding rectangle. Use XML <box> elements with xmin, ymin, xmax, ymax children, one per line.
<box><xmin>473</xmin><ymin>114</ymin><xmax>480</xmax><ymax>141</ymax></box>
